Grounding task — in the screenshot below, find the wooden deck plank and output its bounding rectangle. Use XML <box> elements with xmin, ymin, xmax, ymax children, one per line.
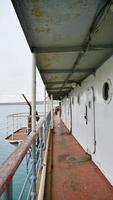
<box><xmin>5</xmin><ymin>127</ymin><xmax>27</xmax><ymax>143</ymax></box>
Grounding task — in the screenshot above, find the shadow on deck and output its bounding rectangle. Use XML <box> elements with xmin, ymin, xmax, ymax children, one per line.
<box><xmin>45</xmin><ymin>115</ymin><xmax>113</xmax><ymax>200</ymax></box>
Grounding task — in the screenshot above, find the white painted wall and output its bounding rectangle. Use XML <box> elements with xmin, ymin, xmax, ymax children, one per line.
<box><xmin>61</xmin><ymin>55</ymin><xmax>113</xmax><ymax>186</ymax></box>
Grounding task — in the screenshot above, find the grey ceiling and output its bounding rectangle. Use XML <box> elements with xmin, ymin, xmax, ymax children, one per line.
<box><xmin>11</xmin><ymin>0</ymin><xmax>113</xmax><ymax>99</ymax></box>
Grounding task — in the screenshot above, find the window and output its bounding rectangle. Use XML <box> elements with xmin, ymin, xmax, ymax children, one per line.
<box><xmin>102</xmin><ymin>79</ymin><xmax>112</xmax><ymax>103</ymax></box>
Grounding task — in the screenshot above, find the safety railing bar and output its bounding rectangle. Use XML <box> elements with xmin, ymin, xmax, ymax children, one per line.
<box><xmin>7</xmin><ymin>112</ymin><xmax>28</xmax><ymax>117</ymax></box>
<box><xmin>37</xmin><ymin>127</ymin><xmax>50</xmax><ymax>200</ymax></box>
<box><xmin>0</xmin><ymin>131</ymin><xmax>36</xmax><ymax>196</ymax></box>
<box><xmin>7</xmin><ymin>113</ymin><xmax>43</xmax><ymax>118</ymax></box>
<box><xmin>26</xmin><ymin>152</ymin><xmax>32</xmax><ymax>168</ymax></box>
<box><xmin>12</xmin><ymin>116</ymin><xmax>29</xmax><ymax>118</ymax></box>
<box><xmin>18</xmin><ymin>163</ymin><xmax>34</xmax><ymax>200</ymax></box>
<box><xmin>0</xmin><ymin>111</ymin><xmax>51</xmax><ymax>197</ymax></box>
<box><xmin>36</xmin><ymin>159</ymin><xmax>40</xmax><ymax>169</ymax></box>
<box><xmin>26</xmin><ymin>178</ymin><xmax>34</xmax><ymax>200</ymax></box>
<box><xmin>36</xmin><ymin>161</ymin><xmax>42</xmax><ymax>178</ymax></box>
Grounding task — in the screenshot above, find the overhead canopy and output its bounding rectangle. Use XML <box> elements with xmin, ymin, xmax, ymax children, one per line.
<box><xmin>11</xmin><ymin>0</ymin><xmax>113</xmax><ymax>99</ymax></box>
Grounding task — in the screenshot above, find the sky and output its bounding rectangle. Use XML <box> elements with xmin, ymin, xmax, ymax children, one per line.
<box><xmin>0</xmin><ymin>1</ymin><xmax>45</xmax><ymax>102</ymax></box>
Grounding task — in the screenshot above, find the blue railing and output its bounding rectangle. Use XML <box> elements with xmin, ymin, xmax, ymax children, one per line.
<box><xmin>0</xmin><ymin>112</ymin><xmax>51</xmax><ymax>200</ymax></box>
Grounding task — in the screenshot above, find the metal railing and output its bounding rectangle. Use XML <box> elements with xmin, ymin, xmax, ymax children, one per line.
<box><xmin>0</xmin><ymin>111</ymin><xmax>51</xmax><ymax>200</ymax></box>
<box><xmin>6</xmin><ymin>112</ymin><xmax>46</xmax><ymax>138</ymax></box>
<box><xmin>7</xmin><ymin>113</ymin><xmax>28</xmax><ymax>137</ymax></box>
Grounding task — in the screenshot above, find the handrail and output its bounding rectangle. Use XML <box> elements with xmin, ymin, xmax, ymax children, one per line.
<box><xmin>6</xmin><ymin>112</ymin><xmax>45</xmax><ymax>138</ymax></box>
<box><xmin>0</xmin><ymin>131</ymin><xmax>36</xmax><ymax>195</ymax></box>
<box><xmin>7</xmin><ymin>112</ymin><xmax>28</xmax><ymax>117</ymax></box>
<box><xmin>38</xmin><ymin>127</ymin><xmax>50</xmax><ymax>200</ymax></box>
<box><xmin>0</xmin><ymin>111</ymin><xmax>51</xmax><ymax>198</ymax></box>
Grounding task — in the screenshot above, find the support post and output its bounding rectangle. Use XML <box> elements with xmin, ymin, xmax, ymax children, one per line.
<box><xmin>31</xmin><ymin>53</ymin><xmax>36</xmax><ymax>199</ymax></box>
<box><xmin>51</xmin><ymin>94</ymin><xmax>53</xmax><ymax>129</ymax></box>
<box><xmin>47</xmin><ymin>96</ymin><xmax>50</xmax><ymax>113</ymax></box>
<box><xmin>44</xmin><ymin>86</ymin><xmax>46</xmax><ymax>119</ymax></box>
<box><xmin>44</xmin><ymin>87</ymin><xmax>47</xmax><ymax>143</ymax></box>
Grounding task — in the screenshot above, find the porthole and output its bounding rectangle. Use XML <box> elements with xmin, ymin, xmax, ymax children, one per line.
<box><xmin>102</xmin><ymin>79</ymin><xmax>112</xmax><ymax>103</ymax></box>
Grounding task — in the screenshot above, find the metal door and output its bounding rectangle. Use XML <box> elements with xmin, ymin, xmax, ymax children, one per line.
<box><xmin>84</xmin><ymin>87</ymin><xmax>96</xmax><ymax>154</ymax></box>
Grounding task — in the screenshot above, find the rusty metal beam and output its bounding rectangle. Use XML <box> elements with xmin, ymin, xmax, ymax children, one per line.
<box><xmin>44</xmin><ymin>80</ymin><xmax>80</xmax><ymax>85</ymax></box>
<box><xmin>40</xmin><ymin>68</ymin><xmax>95</xmax><ymax>74</ymax></box>
<box><xmin>32</xmin><ymin>45</ymin><xmax>113</xmax><ymax>53</ymax></box>
<box><xmin>47</xmin><ymin>87</ymin><xmax>71</xmax><ymax>90</ymax></box>
<box><xmin>49</xmin><ymin>91</ymin><xmax>70</xmax><ymax>96</ymax></box>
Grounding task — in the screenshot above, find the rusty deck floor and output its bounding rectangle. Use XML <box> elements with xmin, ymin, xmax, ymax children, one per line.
<box><xmin>46</xmin><ymin>115</ymin><xmax>113</xmax><ymax>200</ymax></box>
<box><xmin>5</xmin><ymin>127</ymin><xmax>27</xmax><ymax>143</ymax></box>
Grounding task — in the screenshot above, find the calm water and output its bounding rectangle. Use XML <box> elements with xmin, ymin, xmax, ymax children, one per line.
<box><xmin>0</xmin><ymin>104</ymin><xmax>44</xmax><ymax>199</ymax></box>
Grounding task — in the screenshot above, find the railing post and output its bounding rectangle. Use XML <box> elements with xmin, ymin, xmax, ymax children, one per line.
<box><xmin>51</xmin><ymin>94</ymin><xmax>53</xmax><ymax>129</ymax></box>
<box><xmin>44</xmin><ymin>86</ymin><xmax>46</xmax><ymax>119</ymax></box>
<box><xmin>31</xmin><ymin>53</ymin><xmax>37</xmax><ymax>199</ymax></box>
<box><xmin>44</xmin><ymin>87</ymin><xmax>47</xmax><ymax>144</ymax></box>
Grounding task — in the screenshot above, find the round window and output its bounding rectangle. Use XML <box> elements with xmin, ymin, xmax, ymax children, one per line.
<box><xmin>102</xmin><ymin>79</ymin><xmax>112</xmax><ymax>103</ymax></box>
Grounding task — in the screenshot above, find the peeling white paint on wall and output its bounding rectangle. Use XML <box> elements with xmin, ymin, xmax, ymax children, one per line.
<box><xmin>61</xmin><ymin>55</ymin><xmax>113</xmax><ymax>186</ymax></box>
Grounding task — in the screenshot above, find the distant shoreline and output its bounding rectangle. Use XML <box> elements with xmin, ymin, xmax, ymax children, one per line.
<box><xmin>0</xmin><ymin>101</ymin><xmax>58</xmax><ymax>105</ymax></box>
<box><xmin>0</xmin><ymin>101</ymin><xmax>46</xmax><ymax>105</ymax></box>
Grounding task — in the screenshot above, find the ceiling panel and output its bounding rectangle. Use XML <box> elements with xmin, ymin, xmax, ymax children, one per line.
<box><xmin>11</xmin><ymin>0</ymin><xmax>113</xmax><ymax>99</ymax></box>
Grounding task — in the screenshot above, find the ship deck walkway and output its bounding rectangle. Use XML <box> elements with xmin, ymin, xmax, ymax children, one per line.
<box><xmin>45</xmin><ymin>114</ymin><xmax>113</xmax><ymax>200</ymax></box>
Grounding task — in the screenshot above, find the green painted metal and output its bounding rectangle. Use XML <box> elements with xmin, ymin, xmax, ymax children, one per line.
<box><xmin>11</xmin><ymin>0</ymin><xmax>113</xmax><ymax>99</ymax></box>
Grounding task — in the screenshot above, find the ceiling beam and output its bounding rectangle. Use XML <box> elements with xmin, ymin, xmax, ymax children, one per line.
<box><xmin>44</xmin><ymin>80</ymin><xmax>80</xmax><ymax>85</ymax></box>
<box><xmin>47</xmin><ymin>87</ymin><xmax>71</xmax><ymax>90</ymax></box>
<box><xmin>32</xmin><ymin>45</ymin><xmax>113</xmax><ymax>53</ymax></box>
<box><xmin>40</xmin><ymin>68</ymin><xmax>95</xmax><ymax>74</ymax></box>
<box><xmin>49</xmin><ymin>91</ymin><xmax>69</xmax><ymax>95</ymax></box>
<box><xmin>58</xmin><ymin>1</ymin><xmax>112</xmax><ymax>99</ymax></box>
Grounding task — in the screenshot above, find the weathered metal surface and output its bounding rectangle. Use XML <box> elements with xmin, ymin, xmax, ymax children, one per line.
<box><xmin>11</xmin><ymin>0</ymin><xmax>113</xmax><ymax>99</ymax></box>
<box><xmin>40</xmin><ymin>68</ymin><xmax>95</xmax><ymax>74</ymax></box>
<box><xmin>32</xmin><ymin>45</ymin><xmax>113</xmax><ymax>53</ymax></box>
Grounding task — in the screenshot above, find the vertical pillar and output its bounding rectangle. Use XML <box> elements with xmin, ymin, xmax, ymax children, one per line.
<box><xmin>51</xmin><ymin>94</ymin><xmax>53</xmax><ymax>129</ymax></box>
<box><xmin>31</xmin><ymin>53</ymin><xmax>36</xmax><ymax>199</ymax></box>
<box><xmin>47</xmin><ymin>95</ymin><xmax>51</xmax><ymax>113</ymax></box>
<box><xmin>44</xmin><ymin>86</ymin><xmax>46</xmax><ymax>118</ymax></box>
<box><xmin>44</xmin><ymin>86</ymin><xmax>47</xmax><ymax>145</ymax></box>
